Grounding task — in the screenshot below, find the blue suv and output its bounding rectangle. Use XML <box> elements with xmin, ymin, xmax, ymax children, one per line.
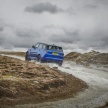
<box><xmin>25</xmin><ymin>43</ymin><xmax>64</xmax><ymax>66</ymax></box>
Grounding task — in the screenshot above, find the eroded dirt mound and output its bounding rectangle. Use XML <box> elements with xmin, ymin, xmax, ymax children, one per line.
<box><xmin>0</xmin><ymin>55</ymin><xmax>87</xmax><ymax>106</ymax></box>
<box><xmin>65</xmin><ymin>50</ymin><xmax>108</xmax><ymax>66</ymax></box>
<box><xmin>65</xmin><ymin>52</ymin><xmax>82</xmax><ymax>61</ymax></box>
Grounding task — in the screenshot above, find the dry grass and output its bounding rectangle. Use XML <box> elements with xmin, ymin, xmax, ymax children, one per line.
<box><xmin>98</xmin><ymin>102</ymin><xmax>108</xmax><ymax>108</ymax></box>
<box><xmin>0</xmin><ymin>55</ymin><xmax>88</xmax><ymax>106</ymax></box>
<box><xmin>0</xmin><ymin>51</ymin><xmax>25</xmax><ymax>57</ymax></box>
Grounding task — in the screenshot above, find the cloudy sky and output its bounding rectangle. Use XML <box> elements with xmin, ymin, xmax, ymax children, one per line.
<box><xmin>0</xmin><ymin>0</ymin><xmax>108</xmax><ymax>53</ymax></box>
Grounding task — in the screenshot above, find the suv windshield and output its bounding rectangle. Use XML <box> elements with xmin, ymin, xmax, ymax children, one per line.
<box><xmin>47</xmin><ymin>45</ymin><xmax>62</xmax><ymax>51</ymax></box>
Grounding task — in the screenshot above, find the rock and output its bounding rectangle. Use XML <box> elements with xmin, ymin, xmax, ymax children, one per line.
<box><xmin>33</xmin><ymin>81</ymin><xmax>39</xmax><ymax>84</ymax></box>
<box><xmin>65</xmin><ymin>67</ymin><xmax>70</xmax><ymax>69</ymax></box>
<box><xmin>53</xmin><ymin>67</ymin><xmax>58</xmax><ymax>70</ymax></box>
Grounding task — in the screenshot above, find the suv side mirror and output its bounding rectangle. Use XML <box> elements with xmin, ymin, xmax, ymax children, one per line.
<box><xmin>32</xmin><ymin>45</ymin><xmax>36</xmax><ymax>48</ymax></box>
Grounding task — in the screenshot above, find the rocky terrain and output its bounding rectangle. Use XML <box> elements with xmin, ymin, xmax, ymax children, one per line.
<box><xmin>2</xmin><ymin>50</ymin><xmax>108</xmax><ymax>67</ymax></box>
<box><xmin>0</xmin><ymin>55</ymin><xmax>87</xmax><ymax>107</ymax></box>
<box><xmin>65</xmin><ymin>50</ymin><xmax>108</xmax><ymax>67</ymax></box>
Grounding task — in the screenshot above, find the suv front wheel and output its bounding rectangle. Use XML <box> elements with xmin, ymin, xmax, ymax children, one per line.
<box><xmin>25</xmin><ymin>52</ymin><xmax>30</xmax><ymax>61</ymax></box>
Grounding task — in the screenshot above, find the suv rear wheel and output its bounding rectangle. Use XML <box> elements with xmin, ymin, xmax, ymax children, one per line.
<box><xmin>37</xmin><ymin>55</ymin><xmax>42</xmax><ymax>63</ymax></box>
<box><xmin>58</xmin><ymin>61</ymin><xmax>63</xmax><ymax>66</ymax></box>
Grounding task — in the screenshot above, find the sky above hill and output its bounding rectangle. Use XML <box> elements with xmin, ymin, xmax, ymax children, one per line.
<box><xmin>0</xmin><ymin>0</ymin><xmax>108</xmax><ymax>52</ymax></box>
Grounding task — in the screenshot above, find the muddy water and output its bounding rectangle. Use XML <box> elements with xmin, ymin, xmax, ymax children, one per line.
<box><xmin>1</xmin><ymin>55</ymin><xmax>108</xmax><ymax>108</ymax></box>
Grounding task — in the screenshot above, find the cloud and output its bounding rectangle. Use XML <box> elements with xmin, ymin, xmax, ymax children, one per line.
<box><xmin>0</xmin><ymin>20</ymin><xmax>4</xmax><ymax>32</ymax></box>
<box><xmin>84</xmin><ymin>4</ymin><xmax>98</xmax><ymax>9</ymax></box>
<box><xmin>25</xmin><ymin>2</ymin><xmax>63</xmax><ymax>14</ymax></box>
<box><xmin>42</xmin><ymin>24</ymin><xmax>108</xmax><ymax>51</ymax></box>
<box><xmin>0</xmin><ymin>0</ymin><xmax>108</xmax><ymax>52</ymax></box>
<box><xmin>13</xmin><ymin>27</ymin><xmax>42</xmax><ymax>48</ymax></box>
<box><xmin>66</xmin><ymin>7</ymin><xmax>76</xmax><ymax>15</ymax></box>
<box><xmin>51</xmin><ymin>29</ymin><xmax>80</xmax><ymax>44</ymax></box>
<box><xmin>95</xmin><ymin>0</ymin><xmax>108</xmax><ymax>5</ymax></box>
<box><xmin>0</xmin><ymin>36</ymin><xmax>4</xmax><ymax>45</ymax></box>
<box><xmin>0</xmin><ymin>27</ymin><xmax>4</xmax><ymax>31</ymax></box>
<box><xmin>16</xmin><ymin>28</ymin><xmax>41</xmax><ymax>38</ymax></box>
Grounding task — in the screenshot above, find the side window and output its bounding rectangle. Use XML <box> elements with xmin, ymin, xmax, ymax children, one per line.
<box><xmin>38</xmin><ymin>44</ymin><xmax>43</xmax><ymax>49</ymax></box>
<box><xmin>47</xmin><ymin>45</ymin><xmax>52</xmax><ymax>50</ymax></box>
<box><xmin>35</xmin><ymin>43</ymin><xmax>39</xmax><ymax>48</ymax></box>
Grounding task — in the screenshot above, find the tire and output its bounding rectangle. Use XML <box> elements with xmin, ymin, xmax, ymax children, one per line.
<box><xmin>58</xmin><ymin>62</ymin><xmax>63</xmax><ymax>66</ymax></box>
<box><xmin>37</xmin><ymin>55</ymin><xmax>42</xmax><ymax>63</ymax></box>
<box><xmin>25</xmin><ymin>52</ymin><xmax>30</xmax><ymax>61</ymax></box>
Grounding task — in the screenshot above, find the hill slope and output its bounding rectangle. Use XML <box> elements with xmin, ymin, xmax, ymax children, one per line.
<box><xmin>65</xmin><ymin>50</ymin><xmax>108</xmax><ymax>66</ymax></box>
<box><xmin>0</xmin><ymin>55</ymin><xmax>87</xmax><ymax>106</ymax></box>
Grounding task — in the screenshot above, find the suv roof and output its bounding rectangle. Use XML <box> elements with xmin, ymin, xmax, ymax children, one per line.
<box><xmin>37</xmin><ymin>42</ymin><xmax>62</xmax><ymax>48</ymax></box>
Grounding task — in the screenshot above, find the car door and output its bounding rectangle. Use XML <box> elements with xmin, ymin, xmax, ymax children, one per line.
<box><xmin>30</xmin><ymin>43</ymin><xmax>39</xmax><ymax>58</ymax></box>
<box><xmin>41</xmin><ymin>44</ymin><xmax>46</xmax><ymax>57</ymax></box>
<box><xmin>38</xmin><ymin>43</ymin><xmax>43</xmax><ymax>56</ymax></box>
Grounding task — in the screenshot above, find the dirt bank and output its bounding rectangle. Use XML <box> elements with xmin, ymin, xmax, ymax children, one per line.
<box><xmin>0</xmin><ymin>55</ymin><xmax>88</xmax><ymax>107</ymax></box>
<box><xmin>65</xmin><ymin>50</ymin><xmax>108</xmax><ymax>67</ymax></box>
<box><xmin>0</xmin><ymin>51</ymin><xmax>25</xmax><ymax>57</ymax></box>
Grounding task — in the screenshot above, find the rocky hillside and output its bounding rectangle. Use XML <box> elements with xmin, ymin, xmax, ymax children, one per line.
<box><xmin>65</xmin><ymin>52</ymin><xmax>82</xmax><ymax>61</ymax></box>
<box><xmin>65</xmin><ymin>50</ymin><xmax>108</xmax><ymax>66</ymax></box>
<box><xmin>0</xmin><ymin>55</ymin><xmax>87</xmax><ymax>106</ymax></box>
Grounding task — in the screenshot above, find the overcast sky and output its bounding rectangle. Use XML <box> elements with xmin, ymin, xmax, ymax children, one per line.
<box><xmin>0</xmin><ymin>0</ymin><xmax>108</xmax><ymax>53</ymax></box>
